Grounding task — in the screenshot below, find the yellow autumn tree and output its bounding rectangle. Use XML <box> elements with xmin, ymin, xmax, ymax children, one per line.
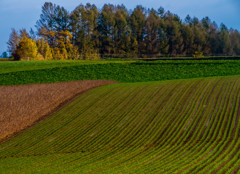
<box><xmin>15</xmin><ymin>38</ymin><xmax>39</xmax><ymax>60</ymax></box>
<box><xmin>68</xmin><ymin>45</ymin><xmax>81</xmax><ymax>60</ymax></box>
<box><xmin>39</xmin><ymin>28</ymin><xmax>79</xmax><ymax>59</ymax></box>
<box><xmin>55</xmin><ymin>30</ymin><xmax>72</xmax><ymax>60</ymax></box>
<box><xmin>37</xmin><ymin>38</ymin><xmax>53</xmax><ymax>60</ymax></box>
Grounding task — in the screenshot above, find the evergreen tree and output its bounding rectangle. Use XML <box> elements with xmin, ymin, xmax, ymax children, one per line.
<box><xmin>8</xmin><ymin>3</ymin><xmax>240</xmax><ymax>59</ymax></box>
<box><xmin>182</xmin><ymin>24</ymin><xmax>194</xmax><ymax>56</ymax></box>
<box><xmin>130</xmin><ymin>6</ymin><xmax>146</xmax><ymax>55</ymax></box>
<box><xmin>113</xmin><ymin>5</ymin><xmax>131</xmax><ymax>57</ymax></box>
<box><xmin>164</xmin><ymin>12</ymin><xmax>184</xmax><ymax>56</ymax></box>
<box><xmin>218</xmin><ymin>24</ymin><xmax>233</xmax><ymax>55</ymax></box>
<box><xmin>98</xmin><ymin>4</ymin><xmax>116</xmax><ymax>57</ymax></box>
<box><xmin>191</xmin><ymin>17</ymin><xmax>208</xmax><ymax>54</ymax></box>
<box><xmin>1</xmin><ymin>52</ymin><xmax>8</xmax><ymax>58</ymax></box>
<box><xmin>70</xmin><ymin>3</ymin><xmax>100</xmax><ymax>59</ymax></box>
<box><xmin>36</xmin><ymin>2</ymin><xmax>58</xmax><ymax>32</ymax></box>
<box><xmin>229</xmin><ymin>29</ymin><xmax>240</xmax><ymax>55</ymax></box>
<box><xmin>145</xmin><ymin>9</ymin><xmax>161</xmax><ymax>56</ymax></box>
<box><xmin>208</xmin><ymin>22</ymin><xmax>219</xmax><ymax>55</ymax></box>
<box><xmin>54</xmin><ymin>6</ymin><xmax>69</xmax><ymax>32</ymax></box>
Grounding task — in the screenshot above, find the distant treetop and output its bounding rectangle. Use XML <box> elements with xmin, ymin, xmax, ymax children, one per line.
<box><xmin>7</xmin><ymin>2</ymin><xmax>240</xmax><ymax>60</ymax></box>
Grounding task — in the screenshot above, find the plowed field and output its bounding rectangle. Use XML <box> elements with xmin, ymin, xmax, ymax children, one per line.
<box><xmin>0</xmin><ymin>80</ymin><xmax>115</xmax><ymax>142</ymax></box>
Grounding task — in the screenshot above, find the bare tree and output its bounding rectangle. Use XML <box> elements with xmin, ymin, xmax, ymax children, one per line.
<box><xmin>7</xmin><ymin>28</ymin><xmax>20</xmax><ymax>56</ymax></box>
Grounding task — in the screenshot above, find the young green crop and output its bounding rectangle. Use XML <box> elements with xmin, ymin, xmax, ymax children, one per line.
<box><xmin>1</xmin><ymin>59</ymin><xmax>240</xmax><ymax>85</ymax></box>
<box><xmin>1</xmin><ymin>76</ymin><xmax>240</xmax><ymax>173</ymax></box>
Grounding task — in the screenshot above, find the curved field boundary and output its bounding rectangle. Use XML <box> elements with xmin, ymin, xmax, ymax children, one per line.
<box><xmin>0</xmin><ymin>76</ymin><xmax>240</xmax><ymax>173</ymax></box>
<box><xmin>0</xmin><ymin>80</ymin><xmax>116</xmax><ymax>143</ymax></box>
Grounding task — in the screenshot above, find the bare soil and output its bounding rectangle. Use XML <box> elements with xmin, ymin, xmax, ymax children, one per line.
<box><xmin>0</xmin><ymin>80</ymin><xmax>116</xmax><ymax>143</ymax></box>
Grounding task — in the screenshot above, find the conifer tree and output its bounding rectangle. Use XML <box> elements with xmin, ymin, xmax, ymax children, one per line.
<box><xmin>130</xmin><ymin>6</ymin><xmax>146</xmax><ymax>55</ymax></box>
<box><xmin>8</xmin><ymin>2</ymin><xmax>240</xmax><ymax>59</ymax></box>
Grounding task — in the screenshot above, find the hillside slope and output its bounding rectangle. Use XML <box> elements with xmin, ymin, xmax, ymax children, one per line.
<box><xmin>0</xmin><ymin>80</ymin><xmax>115</xmax><ymax>142</ymax></box>
<box><xmin>0</xmin><ymin>76</ymin><xmax>240</xmax><ymax>173</ymax></box>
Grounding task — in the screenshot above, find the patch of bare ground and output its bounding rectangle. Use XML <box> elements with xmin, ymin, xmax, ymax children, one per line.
<box><xmin>0</xmin><ymin>80</ymin><xmax>116</xmax><ymax>143</ymax></box>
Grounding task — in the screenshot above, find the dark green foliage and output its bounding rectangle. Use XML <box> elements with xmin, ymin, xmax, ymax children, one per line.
<box><xmin>97</xmin><ymin>4</ymin><xmax>116</xmax><ymax>56</ymax></box>
<box><xmin>1</xmin><ymin>60</ymin><xmax>240</xmax><ymax>85</ymax></box>
<box><xmin>36</xmin><ymin>2</ymin><xmax>69</xmax><ymax>32</ymax></box>
<box><xmin>33</xmin><ymin>3</ymin><xmax>240</xmax><ymax>58</ymax></box>
<box><xmin>1</xmin><ymin>52</ymin><xmax>8</xmax><ymax>58</ymax></box>
<box><xmin>130</xmin><ymin>6</ymin><xmax>146</xmax><ymax>56</ymax></box>
<box><xmin>70</xmin><ymin>3</ymin><xmax>100</xmax><ymax>59</ymax></box>
<box><xmin>163</xmin><ymin>12</ymin><xmax>184</xmax><ymax>56</ymax></box>
<box><xmin>145</xmin><ymin>9</ymin><xmax>160</xmax><ymax>55</ymax></box>
<box><xmin>8</xmin><ymin>3</ymin><xmax>240</xmax><ymax>59</ymax></box>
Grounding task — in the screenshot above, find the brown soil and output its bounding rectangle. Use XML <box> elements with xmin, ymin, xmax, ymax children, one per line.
<box><xmin>0</xmin><ymin>80</ymin><xmax>116</xmax><ymax>143</ymax></box>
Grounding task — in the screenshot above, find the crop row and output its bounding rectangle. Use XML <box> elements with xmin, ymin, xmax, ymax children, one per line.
<box><xmin>0</xmin><ymin>76</ymin><xmax>240</xmax><ymax>173</ymax></box>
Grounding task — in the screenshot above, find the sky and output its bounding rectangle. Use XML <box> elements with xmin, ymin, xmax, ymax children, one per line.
<box><xmin>0</xmin><ymin>0</ymin><xmax>240</xmax><ymax>56</ymax></box>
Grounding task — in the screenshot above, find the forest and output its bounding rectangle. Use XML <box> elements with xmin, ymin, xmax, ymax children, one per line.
<box><xmin>7</xmin><ymin>2</ymin><xmax>240</xmax><ymax>60</ymax></box>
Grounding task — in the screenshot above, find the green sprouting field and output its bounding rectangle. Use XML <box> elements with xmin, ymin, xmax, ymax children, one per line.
<box><xmin>1</xmin><ymin>59</ymin><xmax>240</xmax><ymax>85</ymax></box>
<box><xmin>1</xmin><ymin>76</ymin><xmax>240</xmax><ymax>173</ymax></box>
<box><xmin>0</xmin><ymin>60</ymin><xmax>134</xmax><ymax>74</ymax></box>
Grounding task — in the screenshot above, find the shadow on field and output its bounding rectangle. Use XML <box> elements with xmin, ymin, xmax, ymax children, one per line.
<box><xmin>130</xmin><ymin>62</ymin><xmax>225</xmax><ymax>66</ymax></box>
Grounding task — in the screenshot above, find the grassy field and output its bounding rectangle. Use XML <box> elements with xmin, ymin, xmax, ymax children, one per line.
<box><xmin>0</xmin><ymin>60</ymin><xmax>133</xmax><ymax>74</ymax></box>
<box><xmin>0</xmin><ymin>76</ymin><xmax>240</xmax><ymax>173</ymax></box>
<box><xmin>1</xmin><ymin>59</ymin><xmax>240</xmax><ymax>85</ymax></box>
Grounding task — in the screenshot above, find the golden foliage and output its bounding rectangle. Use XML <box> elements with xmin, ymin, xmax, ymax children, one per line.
<box><xmin>15</xmin><ymin>38</ymin><xmax>38</xmax><ymax>60</ymax></box>
<box><xmin>193</xmin><ymin>51</ymin><xmax>204</xmax><ymax>58</ymax></box>
<box><xmin>37</xmin><ymin>38</ymin><xmax>53</xmax><ymax>60</ymax></box>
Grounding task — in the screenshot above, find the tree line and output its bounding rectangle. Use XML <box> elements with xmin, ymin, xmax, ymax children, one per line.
<box><xmin>7</xmin><ymin>2</ymin><xmax>240</xmax><ymax>60</ymax></box>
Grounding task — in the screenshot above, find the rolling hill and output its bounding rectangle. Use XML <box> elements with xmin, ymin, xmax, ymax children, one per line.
<box><xmin>0</xmin><ymin>76</ymin><xmax>240</xmax><ymax>173</ymax></box>
<box><xmin>0</xmin><ymin>80</ymin><xmax>115</xmax><ymax>142</ymax></box>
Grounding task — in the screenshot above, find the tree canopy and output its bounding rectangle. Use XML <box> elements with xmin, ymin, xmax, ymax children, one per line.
<box><xmin>8</xmin><ymin>2</ymin><xmax>240</xmax><ymax>60</ymax></box>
